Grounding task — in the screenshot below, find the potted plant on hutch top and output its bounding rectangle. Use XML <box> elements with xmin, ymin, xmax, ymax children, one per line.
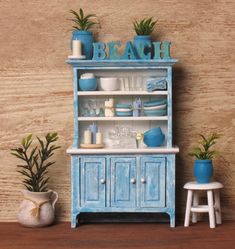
<box><xmin>133</xmin><ymin>17</ymin><xmax>157</xmax><ymax>59</ymax></box>
<box><xmin>69</xmin><ymin>8</ymin><xmax>98</xmax><ymax>59</ymax></box>
<box><xmin>189</xmin><ymin>132</ymin><xmax>221</xmax><ymax>183</ymax></box>
<box><xmin>11</xmin><ymin>133</ymin><xmax>60</xmax><ymax>227</ymax></box>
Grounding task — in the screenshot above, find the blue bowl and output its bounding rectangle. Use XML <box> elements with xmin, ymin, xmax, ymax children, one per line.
<box><xmin>145</xmin><ymin>127</ymin><xmax>163</xmax><ymax>135</ymax></box>
<box><xmin>144</xmin><ymin>109</ymin><xmax>167</xmax><ymax>116</ymax></box>
<box><xmin>116</xmin><ymin>111</ymin><xmax>132</xmax><ymax>116</ymax></box>
<box><xmin>144</xmin><ymin>131</ymin><xmax>165</xmax><ymax>147</ymax></box>
<box><xmin>79</xmin><ymin>78</ymin><xmax>97</xmax><ymax>91</ymax></box>
<box><xmin>143</xmin><ymin>99</ymin><xmax>167</xmax><ymax>107</ymax></box>
<box><xmin>116</xmin><ymin>103</ymin><xmax>132</xmax><ymax>109</ymax></box>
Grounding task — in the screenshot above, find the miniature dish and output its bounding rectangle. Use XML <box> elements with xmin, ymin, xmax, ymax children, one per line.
<box><xmin>144</xmin><ymin>109</ymin><xmax>167</xmax><ymax>116</ymax></box>
<box><xmin>143</xmin><ymin>104</ymin><xmax>167</xmax><ymax>111</ymax></box>
<box><xmin>99</xmin><ymin>77</ymin><xmax>119</xmax><ymax>91</ymax></box>
<box><xmin>115</xmin><ymin>108</ymin><xmax>132</xmax><ymax>112</ymax></box>
<box><xmin>143</xmin><ymin>99</ymin><xmax>167</xmax><ymax>107</ymax></box>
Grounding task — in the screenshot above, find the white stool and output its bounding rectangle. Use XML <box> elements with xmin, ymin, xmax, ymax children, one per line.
<box><xmin>184</xmin><ymin>181</ymin><xmax>223</xmax><ymax>228</ymax></box>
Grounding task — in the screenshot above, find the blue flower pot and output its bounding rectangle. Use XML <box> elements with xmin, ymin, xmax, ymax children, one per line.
<box><xmin>133</xmin><ymin>35</ymin><xmax>152</xmax><ymax>59</ymax></box>
<box><xmin>72</xmin><ymin>31</ymin><xmax>94</xmax><ymax>59</ymax></box>
<box><xmin>193</xmin><ymin>159</ymin><xmax>213</xmax><ymax>183</ymax></box>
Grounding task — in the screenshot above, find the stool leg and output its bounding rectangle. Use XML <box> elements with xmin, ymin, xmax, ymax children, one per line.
<box><xmin>207</xmin><ymin>190</ymin><xmax>216</xmax><ymax>228</ymax></box>
<box><xmin>192</xmin><ymin>191</ymin><xmax>199</xmax><ymax>223</ymax></box>
<box><xmin>214</xmin><ymin>189</ymin><xmax>222</xmax><ymax>224</ymax></box>
<box><xmin>184</xmin><ymin>190</ymin><xmax>193</xmax><ymax>227</ymax></box>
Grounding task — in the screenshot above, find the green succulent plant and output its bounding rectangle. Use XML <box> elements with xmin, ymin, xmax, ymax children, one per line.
<box><xmin>189</xmin><ymin>133</ymin><xmax>221</xmax><ymax>160</ymax></box>
<box><xmin>133</xmin><ymin>17</ymin><xmax>157</xmax><ymax>36</ymax></box>
<box><xmin>11</xmin><ymin>133</ymin><xmax>60</xmax><ymax>192</ymax></box>
<box><xmin>69</xmin><ymin>8</ymin><xmax>97</xmax><ymax>31</ymax></box>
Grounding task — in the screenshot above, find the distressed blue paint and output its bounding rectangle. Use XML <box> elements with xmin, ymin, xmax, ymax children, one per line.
<box><xmin>140</xmin><ymin>157</ymin><xmax>166</xmax><ymax>207</ymax></box>
<box><xmin>111</xmin><ymin>157</ymin><xmax>136</xmax><ymax>207</ymax></box>
<box><xmin>153</xmin><ymin>41</ymin><xmax>171</xmax><ymax>60</ymax></box>
<box><xmin>72</xmin><ymin>68</ymin><xmax>79</xmax><ymax>147</ymax></box>
<box><xmin>121</xmin><ymin>42</ymin><xmax>138</xmax><ymax>60</ymax></box>
<box><xmin>66</xmin><ymin>59</ymin><xmax>177</xmax><ymax>67</ymax></box>
<box><xmin>71</xmin><ymin>155</ymin><xmax>176</xmax><ymax>228</ymax></box>
<box><xmin>92</xmin><ymin>42</ymin><xmax>107</xmax><ymax>60</ymax></box>
<box><xmin>66</xmin><ymin>60</ymin><xmax>178</xmax><ymax>228</ymax></box>
<box><xmin>107</xmin><ymin>41</ymin><xmax>121</xmax><ymax>60</ymax></box>
<box><xmin>167</xmin><ymin>66</ymin><xmax>173</xmax><ymax>147</ymax></box>
<box><xmin>81</xmin><ymin>157</ymin><xmax>106</xmax><ymax>208</ymax></box>
<box><xmin>71</xmin><ymin>155</ymin><xmax>79</xmax><ymax>228</ymax></box>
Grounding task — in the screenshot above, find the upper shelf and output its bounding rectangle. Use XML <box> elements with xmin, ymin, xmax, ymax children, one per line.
<box><xmin>66</xmin><ymin>59</ymin><xmax>178</xmax><ymax>68</ymax></box>
<box><xmin>78</xmin><ymin>116</ymin><xmax>168</xmax><ymax>121</ymax></box>
<box><xmin>77</xmin><ymin>91</ymin><xmax>168</xmax><ymax>96</ymax></box>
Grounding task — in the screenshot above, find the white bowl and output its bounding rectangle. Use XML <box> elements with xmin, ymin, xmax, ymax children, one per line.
<box><xmin>99</xmin><ymin>77</ymin><xmax>119</xmax><ymax>91</ymax></box>
<box><xmin>143</xmin><ymin>104</ymin><xmax>167</xmax><ymax>110</ymax></box>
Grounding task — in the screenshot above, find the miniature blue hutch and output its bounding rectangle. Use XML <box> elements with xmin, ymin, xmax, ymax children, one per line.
<box><xmin>66</xmin><ymin>59</ymin><xmax>179</xmax><ymax>228</ymax></box>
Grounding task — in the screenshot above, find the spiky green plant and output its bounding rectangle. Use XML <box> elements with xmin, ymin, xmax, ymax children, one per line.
<box><xmin>69</xmin><ymin>8</ymin><xmax>97</xmax><ymax>31</ymax></box>
<box><xmin>189</xmin><ymin>133</ymin><xmax>221</xmax><ymax>160</ymax></box>
<box><xmin>133</xmin><ymin>17</ymin><xmax>157</xmax><ymax>35</ymax></box>
<box><xmin>11</xmin><ymin>133</ymin><xmax>60</xmax><ymax>192</ymax></box>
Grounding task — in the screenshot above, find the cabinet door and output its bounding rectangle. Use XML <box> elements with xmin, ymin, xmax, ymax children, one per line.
<box><xmin>81</xmin><ymin>157</ymin><xmax>106</xmax><ymax>208</ymax></box>
<box><xmin>111</xmin><ymin>157</ymin><xmax>136</xmax><ymax>207</ymax></box>
<box><xmin>140</xmin><ymin>157</ymin><xmax>166</xmax><ymax>208</ymax></box>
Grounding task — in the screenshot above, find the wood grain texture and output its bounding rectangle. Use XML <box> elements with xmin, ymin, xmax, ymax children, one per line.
<box><xmin>0</xmin><ymin>222</ymin><xmax>235</xmax><ymax>249</ymax></box>
<box><xmin>0</xmin><ymin>0</ymin><xmax>234</xmax><ymax>221</ymax></box>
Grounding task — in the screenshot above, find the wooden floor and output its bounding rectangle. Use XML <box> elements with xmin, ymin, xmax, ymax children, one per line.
<box><xmin>0</xmin><ymin>222</ymin><xmax>234</xmax><ymax>249</ymax></box>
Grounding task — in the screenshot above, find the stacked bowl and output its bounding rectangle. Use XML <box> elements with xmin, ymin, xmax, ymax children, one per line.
<box><xmin>115</xmin><ymin>103</ymin><xmax>132</xmax><ymax>116</ymax></box>
<box><xmin>143</xmin><ymin>99</ymin><xmax>167</xmax><ymax>116</ymax></box>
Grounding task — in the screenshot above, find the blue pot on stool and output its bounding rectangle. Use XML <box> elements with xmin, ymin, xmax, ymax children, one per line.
<box><xmin>133</xmin><ymin>35</ymin><xmax>152</xmax><ymax>59</ymax></box>
<box><xmin>193</xmin><ymin>159</ymin><xmax>213</xmax><ymax>183</ymax></box>
<box><xmin>72</xmin><ymin>31</ymin><xmax>94</xmax><ymax>59</ymax></box>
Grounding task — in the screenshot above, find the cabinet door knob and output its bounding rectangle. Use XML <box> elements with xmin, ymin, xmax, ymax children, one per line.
<box><xmin>141</xmin><ymin>178</ymin><xmax>146</xmax><ymax>184</ymax></box>
<box><xmin>100</xmin><ymin>179</ymin><xmax>106</xmax><ymax>184</ymax></box>
<box><xmin>131</xmin><ymin>178</ymin><xmax>136</xmax><ymax>184</ymax></box>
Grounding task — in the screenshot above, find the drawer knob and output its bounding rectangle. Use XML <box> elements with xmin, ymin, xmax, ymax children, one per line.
<box><xmin>131</xmin><ymin>178</ymin><xmax>136</xmax><ymax>184</ymax></box>
<box><xmin>141</xmin><ymin>178</ymin><xmax>146</xmax><ymax>184</ymax></box>
<box><xmin>100</xmin><ymin>179</ymin><xmax>106</xmax><ymax>184</ymax></box>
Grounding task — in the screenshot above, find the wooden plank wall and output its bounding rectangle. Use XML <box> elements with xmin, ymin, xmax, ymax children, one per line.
<box><xmin>0</xmin><ymin>0</ymin><xmax>234</xmax><ymax>221</ymax></box>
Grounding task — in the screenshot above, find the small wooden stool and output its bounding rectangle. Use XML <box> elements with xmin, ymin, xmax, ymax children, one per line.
<box><xmin>184</xmin><ymin>181</ymin><xmax>223</xmax><ymax>228</ymax></box>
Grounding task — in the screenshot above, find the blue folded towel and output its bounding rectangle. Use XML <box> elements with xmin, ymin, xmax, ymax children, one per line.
<box><xmin>146</xmin><ymin>79</ymin><xmax>167</xmax><ymax>92</ymax></box>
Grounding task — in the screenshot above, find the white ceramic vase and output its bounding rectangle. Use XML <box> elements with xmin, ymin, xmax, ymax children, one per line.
<box><xmin>18</xmin><ymin>189</ymin><xmax>58</xmax><ymax>228</ymax></box>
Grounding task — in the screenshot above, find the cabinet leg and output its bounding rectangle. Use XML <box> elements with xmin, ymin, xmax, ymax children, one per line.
<box><xmin>71</xmin><ymin>214</ymin><xmax>78</xmax><ymax>228</ymax></box>
<box><xmin>168</xmin><ymin>212</ymin><xmax>175</xmax><ymax>228</ymax></box>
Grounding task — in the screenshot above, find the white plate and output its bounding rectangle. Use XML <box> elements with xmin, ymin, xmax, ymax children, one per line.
<box><xmin>143</xmin><ymin>104</ymin><xmax>166</xmax><ymax>110</ymax></box>
<box><xmin>115</xmin><ymin>108</ymin><xmax>132</xmax><ymax>112</ymax></box>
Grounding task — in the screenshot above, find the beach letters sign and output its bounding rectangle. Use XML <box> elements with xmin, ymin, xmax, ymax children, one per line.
<box><xmin>92</xmin><ymin>41</ymin><xmax>171</xmax><ymax>60</ymax></box>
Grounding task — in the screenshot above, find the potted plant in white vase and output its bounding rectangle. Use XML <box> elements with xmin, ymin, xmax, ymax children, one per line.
<box><xmin>133</xmin><ymin>17</ymin><xmax>157</xmax><ymax>59</ymax></box>
<box><xmin>69</xmin><ymin>8</ymin><xmax>98</xmax><ymax>59</ymax></box>
<box><xmin>189</xmin><ymin>132</ymin><xmax>221</xmax><ymax>183</ymax></box>
<box><xmin>11</xmin><ymin>133</ymin><xmax>60</xmax><ymax>227</ymax></box>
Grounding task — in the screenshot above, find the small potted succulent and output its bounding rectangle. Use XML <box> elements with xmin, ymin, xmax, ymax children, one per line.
<box><xmin>189</xmin><ymin>133</ymin><xmax>221</xmax><ymax>183</ymax></box>
<box><xmin>69</xmin><ymin>8</ymin><xmax>98</xmax><ymax>59</ymax></box>
<box><xmin>11</xmin><ymin>133</ymin><xmax>60</xmax><ymax>227</ymax></box>
<box><xmin>133</xmin><ymin>17</ymin><xmax>157</xmax><ymax>58</ymax></box>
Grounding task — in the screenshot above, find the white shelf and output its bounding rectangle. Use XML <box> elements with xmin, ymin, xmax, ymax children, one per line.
<box><xmin>67</xmin><ymin>146</ymin><xmax>179</xmax><ymax>155</ymax></box>
<box><xmin>78</xmin><ymin>116</ymin><xmax>168</xmax><ymax>121</ymax></box>
<box><xmin>78</xmin><ymin>91</ymin><xmax>168</xmax><ymax>96</ymax></box>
